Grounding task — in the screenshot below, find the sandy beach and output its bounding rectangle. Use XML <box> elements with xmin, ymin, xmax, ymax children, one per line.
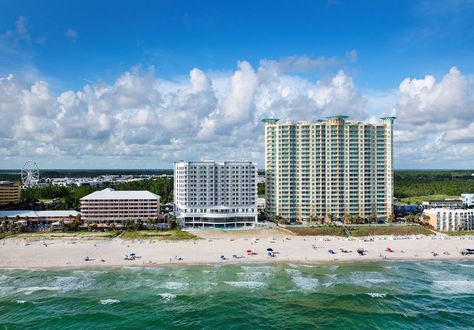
<box><xmin>1</xmin><ymin>229</ymin><xmax>473</xmax><ymax>268</ymax></box>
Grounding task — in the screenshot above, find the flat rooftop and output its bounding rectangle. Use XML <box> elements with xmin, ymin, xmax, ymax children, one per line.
<box><xmin>0</xmin><ymin>210</ymin><xmax>79</xmax><ymax>218</ymax></box>
<box><xmin>80</xmin><ymin>188</ymin><xmax>160</xmax><ymax>200</ymax></box>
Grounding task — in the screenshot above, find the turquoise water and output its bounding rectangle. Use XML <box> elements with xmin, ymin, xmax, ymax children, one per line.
<box><xmin>1</xmin><ymin>261</ymin><xmax>473</xmax><ymax>329</ymax></box>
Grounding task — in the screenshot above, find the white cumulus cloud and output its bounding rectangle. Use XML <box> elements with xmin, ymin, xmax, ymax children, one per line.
<box><xmin>0</xmin><ymin>62</ymin><xmax>472</xmax><ymax>169</ymax></box>
<box><xmin>393</xmin><ymin>66</ymin><xmax>474</xmax><ymax>166</ymax></box>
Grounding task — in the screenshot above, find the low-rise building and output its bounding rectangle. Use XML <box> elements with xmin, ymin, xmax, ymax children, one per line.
<box><xmin>0</xmin><ymin>210</ymin><xmax>80</xmax><ymax>231</ymax></box>
<box><xmin>394</xmin><ymin>204</ymin><xmax>424</xmax><ymax>217</ymax></box>
<box><xmin>421</xmin><ymin>199</ymin><xmax>464</xmax><ymax>209</ymax></box>
<box><xmin>461</xmin><ymin>194</ymin><xmax>474</xmax><ymax>207</ymax></box>
<box><xmin>423</xmin><ymin>208</ymin><xmax>474</xmax><ymax>232</ymax></box>
<box><xmin>80</xmin><ymin>188</ymin><xmax>161</xmax><ymax>224</ymax></box>
<box><xmin>0</xmin><ymin>181</ymin><xmax>21</xmax><ymax>206</ymax></box>
<box><xmin>174</xmin><ymin>160</ymin><xmax>257</xmax><ymax>228</ymax></box>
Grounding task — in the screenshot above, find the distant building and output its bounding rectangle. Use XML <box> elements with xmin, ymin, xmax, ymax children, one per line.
<box><xmin>257</xmin><ymin>198</ymin><xmax>266</xmax><ymax>213</ymax></box>
<box><xmin>394</xmin><ymin>204</ymin><xmax>423</xmax><ymax>217</ymax></box>
<box><xmin>0</xmin><ymin>210</ymin><xmax>80</xmax><ymax>231</ymax></box>
<box><xmin>461</xmin><ymin>194</ymin><xmax>474</xmax><ymax>207</ymax></box>
<box><xmin>263</xmin><ymin>116</ymin><xmax>395</xmax><ymax>222</ymax></box>
<box><xmin>421</xmin><ymin>200</ymin><xmax>464</xmax><ymax>209</ymax></box>
<box><xmin>0</xmin><ymin>181</ymin><xmax>21</xmax><ymax>206</ymax></box>
<box><xmin>423</xmin><ymin>208</ymin><xmax>474</xmax><ymax>231</ymax></box>
<box><xmin>174</xmin><ymin>161</ymin><xmax>257</xmax><ymax>228</ymax></box>
<box><xmin>80</xmin><ymin>188</ymin><xmax>161</xmax><ymax>224</ymax></box>
<box><xmin>393</xmin><ymin>197</ymin><xmax>400</xmax><ymax>207</ymax></box>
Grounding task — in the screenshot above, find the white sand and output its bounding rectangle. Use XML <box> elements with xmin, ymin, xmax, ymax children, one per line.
<box><xmin>1</xmin><ymin>230</ymin><xmax>473</xmax><ymax>268</ymax></box>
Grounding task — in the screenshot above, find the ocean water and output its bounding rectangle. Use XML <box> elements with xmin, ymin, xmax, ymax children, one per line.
<box><xmin>0</xmin><ymin>261</ymin><xmax>473</xmax><ymax>329</ymax></box>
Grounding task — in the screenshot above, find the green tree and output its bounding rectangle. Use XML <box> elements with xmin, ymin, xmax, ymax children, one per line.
<box><xmin>133</xmin><ymin>219</ymin><xmax>141</xmax><ymax>231</ymax></box>
<box><xmin>146</xmin><ymin>217</ymin><xmax>155</xmax><ymax>228</ymax></box>
<box><xmin>70</xmin><ymin>219</ymin><xmax>80</xmax><ymax>231</ymax></box>
<box><xmin>405</xmin><ymin>215</ymin><xmax>418</xmax><ymax>224</ymax></box>
<box><xmin>326</xmin><ymin>213</ymin><xmax>334</xmax><ymax>224</ymax></box>
<box><xmin>272</xmin><ymin>214</ymin><xmax>286</xmax><ymax>225</ymax></box>
<box><xmin>422</xmin><ymin>214</ymin><xmax>430</xmax><ymax>224</ymax></box>
<box><xmin>343</xmin><ymin>214</ymin><xmax>354</xmax><ymax>225</ymax></box>
<box><xmin>388</xmin><ymin>213</ymin><xmax>396</xmax><ymax>223</ymax></box>
<box><xmin>167</xmin><ymin>215</ymin><xmax>177</xmax><ymax>229</ymax></box>
<box><xmin>367</xmin><ymin>214</ymin><xmax>377</xmax><ymax>224</ymax></box>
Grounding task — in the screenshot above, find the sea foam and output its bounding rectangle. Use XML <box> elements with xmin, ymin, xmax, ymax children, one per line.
<box><xmin>224</xmin><ymin>281</ymin><xmax>267</xmax><ymax>289</ymax></box>
<box><xmin>433</xmin><ymin>280</ymin><xmax>474</xmax><ymax>294</ymax></box>
<box><xmin>292</xmin><ymin>275</ymin><xmax>320</xmax><ymax>291</ymax></box>
<box><xmin>100</xmin><ymin>299</ymin><xmax>120</xmax><ymax>305</ymax></box>
<box><xmin>367</xmin><ymin>293</ymin><xmax>386</xmax><ymax>298</ymax></box>
<box><xmin>159</xmin><ymin>293</ymin><xmax>177</xmax><ymax>302</ymax></box>
<box><xmin>158</xmin><ymin>282</ymin><xmax>188</xmax><ymax>290</ymax></box>
<box><xmin>285</xmin><ymin>268</ymin><xmax>320</xmax><ymax>291</ymax></box>
<box><xmin>17</xmin><ymin>286</ymin><xmax>59</xmax><ymax>295</ymax></box>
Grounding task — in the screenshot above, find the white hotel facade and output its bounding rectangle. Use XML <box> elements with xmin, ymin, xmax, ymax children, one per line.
<box><xmin>80</xmin><ymin>188</ymin><xmax>161</xmax><ymax>223</ymax></box>
<box><xmin>423</xmin><ymin>208</ymin><xmax>474</xmax><ymax>232</ymax></box>
<box><xmin>263</xmin><ymin>116</ymin><xmax>395</xmax><ymax>222</ymax></box>
<box><xmin>174</xmin><ymin>161</ymin><xmax>258</xmax><ymax>228</ymax></box>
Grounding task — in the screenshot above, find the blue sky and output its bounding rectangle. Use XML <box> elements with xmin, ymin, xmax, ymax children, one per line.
<box><xmin>0</xmin><ymin>0</ymin><xmax>474</xmax><ymax>169</ymax></box>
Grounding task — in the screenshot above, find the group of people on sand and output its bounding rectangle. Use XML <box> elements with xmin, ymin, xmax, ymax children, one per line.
<box><xmin>84</xmin><ymin>256</ymin><xmax>106</xmax><ymax>262</ymax></box>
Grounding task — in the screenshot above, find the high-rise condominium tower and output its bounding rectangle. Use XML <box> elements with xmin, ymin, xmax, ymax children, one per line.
<box><xmin>263</xmin><ymin>116</ymin><xmax>395</xmax><ymax>222</ymax></box>
<box><xmin>174</xmin><ymin>161</ymin><xmax>258</xmax><ymax>228</ymax></box>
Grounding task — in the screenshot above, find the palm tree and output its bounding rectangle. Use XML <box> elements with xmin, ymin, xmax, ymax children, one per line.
<box><xmin>405</xmin><ymin>215</ymin><xmax>418</xmax><ymax>224</ymax></box>
<box><xmin>272</xmin><ymin>214</ymin><xmax>283</xmax><ymax>225</ymax></box>
<box><xmin>343</xmin><ymin>214</ymin><xmax>353</xmax><ymax>225</ymax></box>
<box><xmin>422</xmin><ymin>214</ymin><xmax>430</xmax><ymax>224</ymax></box>
<box><xmin>367</xmin><ymin>213</ymin><xmax>377</xmax><ymax>224</ymax></box>
<box><xmin>325</xmin><ymin>213</ymin><xmax>334</xmax><ymax>224</ymax></box>
<box><xmin>146</xmin><ymin>217</ymin><xmax>155</xmax><ymax>229</ymax></box>
<box><xmin>167</xmin><ymin>215</ymin><xmax>177</xmax><ymax>229</ymax></box>
<box><xmin>133</xmin><ymin>219</ymin><xmax>141</xmax><ymax>231</ymax></box>
<box><xmin>71</xmin><ymin>219</ymin><xmax>80</xmax><ymax>232</ymax></box>
<box><xmin>308</xmin><ymin>214</ymin><xmax>317</xmax><ymax>226</ymax></box>
<box><xmin>388</xmin><ymin>213</ymin><xmax>396</xmax><ymax>224</ymax></box>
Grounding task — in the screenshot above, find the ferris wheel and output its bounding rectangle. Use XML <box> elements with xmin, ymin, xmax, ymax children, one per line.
<box><xmin>21</xmin><ymin>161</ymin><xmax>39</xmax><ymax>188</ymax></box>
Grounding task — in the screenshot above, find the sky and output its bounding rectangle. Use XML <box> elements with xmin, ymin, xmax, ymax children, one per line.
<box><xmin>0</xmin><ymin>0</ymin><xmax>473</xmax><ymax>169</ymax></box>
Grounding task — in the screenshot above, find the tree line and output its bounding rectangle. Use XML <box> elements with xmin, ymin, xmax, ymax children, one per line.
<box><xmin>20</xmin><ymin>178</ymin><xmax>174</xmax><ymax>209</ymax></box>
<box><xmin>15</xmin><ymin>170</ymin><xmax>474</xmax><ymax>210</ymax></box>
<box><xmin>394</xmin><ymin>170</ymin><xmax>474</xmax><ymax>198</ymax></box>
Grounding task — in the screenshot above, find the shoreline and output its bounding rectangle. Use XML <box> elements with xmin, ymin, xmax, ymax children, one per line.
<box><xmin>1</xmin><ymin>229</ymin><xmax>473</xmax><ymax>269</ymax></box>
<box><xmin>0</xmin><ymin>256</ymin><xmax>474</xmax><ymax>271</ymax></box>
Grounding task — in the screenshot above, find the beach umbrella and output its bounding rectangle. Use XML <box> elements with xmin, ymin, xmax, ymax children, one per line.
<box><xmin>266</xmin><ymin>248</ymin><xmax>273</xmax><ymax>252</ymax></box>
<box><xmin>130</xmin><ymin>253</ymin><xmax>136</xmax><ymax>256</ymax></box>
<box><xmin>246</xmin><ymin>249</ymin><xmax>252</xmax><ymax>253</ymax></box>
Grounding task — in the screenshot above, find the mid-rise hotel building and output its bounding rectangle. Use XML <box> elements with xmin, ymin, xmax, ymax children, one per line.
<box><xmin>174</xmin><ymin>161</ymin><xmax>257</xmax><ymax>227</ymax></box>
<box><xmin>263</xmin><ymin>116</ymin><xmax>395</xmax><ymax>222</ymax></box>
<box><xmin>0</xmin><ymin>181</ymin><xmax>21</xmax><ymax>206</ymax></box>
<box><xmin>423</xmin><ymin>208</ymin><xmax>474</xmax><ymax>231</ymax></box>
<box><xmin>80</xmin><ymin>188</ymin><xmax>160</xmax><ymax>223</ymax></box>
